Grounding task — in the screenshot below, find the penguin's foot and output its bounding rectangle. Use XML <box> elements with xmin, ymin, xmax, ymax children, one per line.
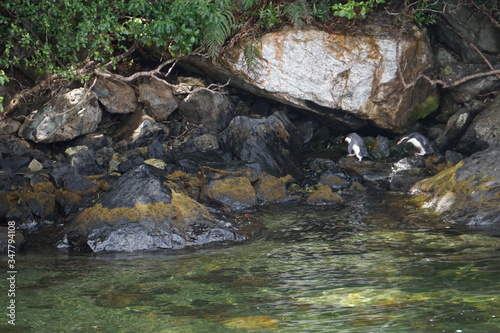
<box><xmin>348</xmin><ymin>154</ymin><xmax>355</xmax><ymax>157</ymax></box>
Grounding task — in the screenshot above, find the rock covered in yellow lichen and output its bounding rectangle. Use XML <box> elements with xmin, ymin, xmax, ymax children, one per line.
<box><xmin>410</xmin><ymin>146</ymin><xmax>500</xmax><ymax>225</ymax></box>
<box><xmin>63</xmin><ymin>165</ymin><xmax>250</xmax><ymax>252</ymax></box>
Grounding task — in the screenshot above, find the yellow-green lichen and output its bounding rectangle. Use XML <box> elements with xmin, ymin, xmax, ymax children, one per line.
<box><xmin>72</xmin><ymin>189</ymin><xmax>213</xmax><ymax>233</ymax></box>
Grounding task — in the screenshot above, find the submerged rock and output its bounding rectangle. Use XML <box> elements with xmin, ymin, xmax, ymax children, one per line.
<box><xmin>410</xmin><ymin>146</ymin><xmax>500</xmax><ymax>226</ymax></box>
<box><xmin>63</xmin><ymin>164</ymin><xmax>249</xmax><ymax>252</ymax></box>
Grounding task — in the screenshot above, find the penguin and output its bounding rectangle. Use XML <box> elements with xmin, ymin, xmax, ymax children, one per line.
<box><xmin>397</xmin><ymin>132</ymin><xmax>434</xmax><ymax>156</ymax></box>
<box><xmin>344</xmin><ymin>132</ymin><xmax>372</xmax><ymax>161</ymax></box>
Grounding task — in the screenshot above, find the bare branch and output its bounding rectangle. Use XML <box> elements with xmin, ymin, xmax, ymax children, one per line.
<box><xmin>423</xmin><ymin>69</ymin><xmax>500</xmax><ymax>88</ymax></box>
<box><xmin>94</xmin><ymin>58</ymin><xmax>178</xmax><ymax>83</ymax></box>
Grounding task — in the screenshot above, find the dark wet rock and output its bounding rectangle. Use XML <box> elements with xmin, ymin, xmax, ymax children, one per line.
<box><xmin>65</xmin><ymin>145</ymin><xmax>103</xmax><ymax>175</ymax></box>
<box><xmin>0</xmin><ymin>118</ymin><xmax>22</xmax><ymax>135</ymax></box>
<box><xmin>297</xmin><ymin>120</ymin><xmax>314</xmax><ymax>144</ymax></box>
<box><xmin>93</xmin><ymin>78</ymin><xmax>138</xmax><ymax>114</ymax></box>
<box><xmin>0</xmin><ymin>136</ymin><xmax>31</xmax><ymax>157</ymax></box>
<box><xmin>389</xmin><ymin>168</ymin><xmax>432</xmax><ymax>192</ymax></box>
<box><xmin>178</xmin><ymin>89</ymin><xmax>234</xmax><ymax>132</ymax></box>
<box><xmin>62</xmin><ymin>169</ymin><xmax>98</xmax><ymax>193</ymax></box>
<box><xmin>179</xmin><ymin>133</ymin><xmax>220</xmax><ymax>153</ymax></box>
<box><xmin>0</xmin><ymin>155</ymin><xmax>31</xmax><ymax>172</ymax></box>
<box><xmin>435</xmin><ymin>109</ymin><xmax>472</xmax><ymax>151</ymax></box>
<box><xmin>432</xmin><ymin>4</ymin><xmax>500</xmax><ymax>64</ymax></box>
<box><xmin>457</xmin><ymin>95</ymin><xmax>500</xmax><ymax>154</ymax></box>
<box><xmin>200</xmin><ymin>163</ymin><xmax>261</xmax><ymax>210</ymax></box>
<box><xmin>18</xmin><ymin>88</ymin><xmax>102</xmax><ymax>143</ymax></box>
<box><xmin>308</xmin><ymin>158</ymin><xmax>340</xmax><ymax>174</ymax></box>
<box><xmin>0</xmin><ymin>226</ymin><xmax>25</xmax><ymax>253</ymax></box>
<box><xmin>220</xmin><ymin>111</ymin><xmax>303</xmax><ymax>178</ymax></box>
<box><xmin>445</xmin><ymin>150</ymin><xmax>463</xmax><ymax>166</ymax></box>
<box><xmin>306</xmin><ymin>184</ymin><xmax>345</xmax><ymax>206</ymax></box>
<box><xmin>63</xmin><ymin>164</ymin><xmax>249</xmax><ymax>252</ymax></box>
<box><xmin>74</xmin><ymin>133</ymin><xmax>112</xmax><ymax>152</ymax></box>
<box><xmin>411</xmin><ymin>146</ymin><xmax>500</xmax><ymax>226</ymax></box>
<box><xmin>112</xmin><ymin>109</ymin><xmax>167</xmax><ymax>147</ymax></box>
<box><xmin>0</xmin><ymin>169</ymin><xmax>14</xmax><ymax>191</ymax></box>
<box><xmin>338</xmin><ymin>157</ymin><xmax>393</xmax><ymax>189</ymax></box>
<box><xmin>370</xmin><ymin>136</ymin><xmax>390</xmax><ymax>160</ymax></box>
<box><xmin>318</xmin><ymin>171</ymin><xmax>350</xmax><ymax>190</ymax></box>
<box><xmin>147</xmin><ymin>139</ymin><xmax>167</xmax><ymax>159</ymax></box>
<box><xmin>138</xmin><ymin>79</ymin><xmax>179</xmax><ymax>122</ymax></box>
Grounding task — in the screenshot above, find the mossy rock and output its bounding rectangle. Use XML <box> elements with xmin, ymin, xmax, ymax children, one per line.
<box><xmin>407</xmin><ymin>95</ymin><xmax>440</xmax><ymax>127</ymax></box>
<box><xmin>410</xmin><ymin>146</ymin><xmax>500</xmax><ymax>225</ymax></box>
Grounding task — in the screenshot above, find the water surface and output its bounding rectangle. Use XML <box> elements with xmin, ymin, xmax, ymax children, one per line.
<box><xmin>3</xmin><ymin>191</ymin><xmax>500</xmax><ymax>332</ymax></box>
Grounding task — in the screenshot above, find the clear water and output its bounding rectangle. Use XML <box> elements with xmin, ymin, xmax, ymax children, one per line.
<box><xmin>3</xmin><ymin>191</ymin><xmax>500</xmax><ymax>332</ymax></box>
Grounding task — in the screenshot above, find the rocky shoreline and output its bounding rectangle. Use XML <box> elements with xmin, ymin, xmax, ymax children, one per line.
<box><xmin>1</xmin><ymin>3</ymin><xmax>499</xmax><ymax>253</ymax></box>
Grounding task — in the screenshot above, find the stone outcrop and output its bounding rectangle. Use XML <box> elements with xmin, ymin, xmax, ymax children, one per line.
<box><xmin>457</xmin><ymin>95</ymin><xmax>500</xmax><ymax>154</ymax></box>
<box><xmin>138</xmin><ymin>79</ymin><xmax>179</xmax><ymax>122</ymax></box>
<box><xmin>18</xmin><ymin>88</ymin><xmax>102</xmax><ymax>143</ymax></box>
<box><xmin>178</xmin><ymin>88</ymin><xmax>235</xmax><ymax>132</ymax></box>
<box><xmin>183</xmin><ymin>25</ymin><xmax>438</xmax><ymax>132</ymax></box>
<box><xmin>220</xmin><ymin>111</ymin><xmax>303</xmax><ymax>178</ymax></box>
<box><xmin>63</xmin><ymin>165</ymin><xmax>250</xmax><ymax>252</ymax></box>
<box><xmin>93</xmin><ymin>78</ymin><xmax>138</xmax><ymax>114</ymax></box>
<box><xmin>410</xmin><ymin>146</ymin><xmax>500</xmax><ymax>226</ymax></box>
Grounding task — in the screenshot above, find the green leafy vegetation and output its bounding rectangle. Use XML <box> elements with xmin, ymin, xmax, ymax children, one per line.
<box><xmin>332</xmin><ymin>0</ymin><xmax>386</xmax><ymax>20</ymax></box>
<box><xmin>0</xmin><ymin>70</ymin><xmax>8</xmax><ymax>112</ymax></box>
<box><xmin>0</xmin><ymin>0</ymin><xmax>497</xmax><ymax>101</ymax></box>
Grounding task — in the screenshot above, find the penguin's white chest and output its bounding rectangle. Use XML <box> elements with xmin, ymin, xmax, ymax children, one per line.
<box><xmin>408</xmin><ymin>138</ymin><xmax>424</xmax><ymax>152</ymax></box>
<box><xmin>352</xmin><ymin>144</ymin><xmax>361</xmax><ymax>157</ymax></box>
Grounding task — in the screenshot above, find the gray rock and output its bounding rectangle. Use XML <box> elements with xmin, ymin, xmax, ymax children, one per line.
<box><xmin>19</xmin><ymin>88</ymin><xmax>102</xmax><ymax>143</ymax></box>
<box><xmin>138</xmin><ymin>79</ymin><xmax>179</xmax><ymax>121</ymax></box>
<box><xmin>178</xmin><ymin>88</ymin><xmax>234</xmax><ymax>132</ymax></box>
<box><xmin>411</xmin><ymin>146</ymin><xmax>500</xmax><ymax>226</ymax></box>
<box><xmin>93</xmin><ymin>78</ymin><xmax>138</xmax><ymax>114</ymax></box>
<box><xmin>63</xmin><ymin>165</ymin><xmax>248</xmax><ymax>252</ymax></box>
<box><xmin>220</xmin><ymin>111</ymin><xmax>303</xmax><ymax>178</ymax></box>
<box><xmin>458</xmin><ymin>95</ymin><xmax>500</xmax><ymax>154</ymax></box>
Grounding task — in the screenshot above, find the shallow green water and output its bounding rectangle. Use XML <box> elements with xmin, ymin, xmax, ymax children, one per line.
<box><xmin>3</xmin><ymin>191</ymin><xmax>500</xmax><ymax>332</ymax></box>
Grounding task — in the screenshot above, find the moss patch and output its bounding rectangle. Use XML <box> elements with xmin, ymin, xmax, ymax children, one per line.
<box><xmin>407</xmin><ymin>95</ymin><xmax>440</xmax><ymax>126</ymax></box>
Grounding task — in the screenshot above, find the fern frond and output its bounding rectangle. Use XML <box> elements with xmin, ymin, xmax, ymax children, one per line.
<box><xmin>243</xmin><ymin>39</ymin><xmax>261</xmax><ymax>73</ymax></box>
<box><xmin>202</xmin><ymin>10</ymin><xmax>236</xmax><ymax>58</ymax></box>
<box><xmin>284</xmin><ymin>0</ymin><xmax>313</xmax><ymax>28</ymax></box>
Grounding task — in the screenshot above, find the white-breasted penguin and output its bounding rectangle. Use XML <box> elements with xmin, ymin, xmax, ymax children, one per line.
<box><xmin>344</xmin><ymin>132</ymin><xmax>372</xmax><ymax>161</ymax></box>
<box><xmin>397</xmin><ymin>132</ymin><xmax>434</xmax><ymax>156</ymax></box>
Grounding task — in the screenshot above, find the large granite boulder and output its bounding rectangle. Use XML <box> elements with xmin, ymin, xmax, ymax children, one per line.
<box><xmin>410</xmin><ymin>146</ymin><xmax>500</xmax><ymax>226</ymax></box>
<box><xmin>63</xmin><ymin>164</ymin><xmax>249</xmax><ymax>252</ymax></box>
<box><xmin>184</xmin><ymin>24</ymin><xmax>437</xmax><ymax>132</ymax></box>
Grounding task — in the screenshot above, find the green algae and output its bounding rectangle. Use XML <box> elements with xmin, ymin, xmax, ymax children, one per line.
<box><xmin>407</xmin><ymin>95</ymin><xmax>440</xmax><ymax>126</ymax></box>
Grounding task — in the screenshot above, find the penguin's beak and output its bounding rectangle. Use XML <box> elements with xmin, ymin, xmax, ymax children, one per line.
<box><xmin>397</xmin><ymin>137</ymin><xmax>407</xmax><ymax>145</ymax></box>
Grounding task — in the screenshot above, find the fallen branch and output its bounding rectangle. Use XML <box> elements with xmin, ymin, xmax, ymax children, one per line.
<box><xmin>94</xmin><ymin>57</ymin><xmax>179</xmax><ymax>83</ymax></box>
